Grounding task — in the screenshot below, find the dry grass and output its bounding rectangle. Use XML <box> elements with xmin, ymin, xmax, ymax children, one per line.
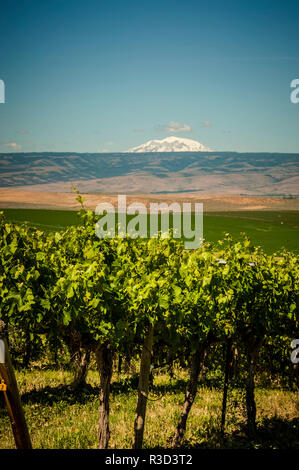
<box><xmin>0</xmin><ymin>367</ymin><xmax>298</xmax><ymax>449</ymax></box>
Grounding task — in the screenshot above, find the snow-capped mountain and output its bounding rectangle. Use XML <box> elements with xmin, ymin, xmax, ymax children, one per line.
<box><xmin>126</xmin><ymin>136</ymin><xmax>212</xmax><ymax>153</ymax></box>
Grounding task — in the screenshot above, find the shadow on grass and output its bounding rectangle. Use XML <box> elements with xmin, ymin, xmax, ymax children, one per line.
<box><xmin>20</xmin><ymin>375</ymin><xmax>190</xmax><ymax>406</ymax></box>
<box><xmin>21</xmin><ymin>383</ymin><xmax>100</xmax><ymax>406</ymax></box>
<box><xmin>151</xmin><ymin>378</ymin><xmax>188</xmax><ymax>394</ymax></box>
<box><xmin>180</xmin><ymin>417</ymin><xmax>299</xmax><ymax>449</ymax></box>
<box><xmin>255</xmin><ymin>416</ymin><xmax>299</xmax><ymax>448</ymax></box>
<box><xmin>20</xmin><ymin>375</ymin><xmax>141</xmax><ymax>406</ymax></box>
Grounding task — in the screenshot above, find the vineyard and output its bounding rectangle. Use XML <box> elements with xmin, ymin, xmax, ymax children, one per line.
<box><xmin>0</xmin><ymin>206</ymin><xmax>298</xmax><ymax>449</ymax></box>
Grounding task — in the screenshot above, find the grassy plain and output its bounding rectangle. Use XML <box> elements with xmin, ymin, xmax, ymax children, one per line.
<box><xmin>1</xmin><ymin>208</ymin><xmax>298</xmax><ymax>254</ymax></box>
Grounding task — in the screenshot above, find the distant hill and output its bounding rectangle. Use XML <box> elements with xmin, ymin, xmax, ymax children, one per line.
<box><xmin>0</xmin><ymin>151</ymin><xmax>298</xmax><ymax>195</ymax></box>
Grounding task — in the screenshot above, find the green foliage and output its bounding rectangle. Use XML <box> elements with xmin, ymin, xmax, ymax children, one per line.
<box><xmin>0</xmin><ymin>207</ymin><xmax>298</xmax><ymax>448</ymax></box>
<box><xmin>0</xmin><ymin>208</ymin><xmax>298</xmax><ymax>381</ymax></box>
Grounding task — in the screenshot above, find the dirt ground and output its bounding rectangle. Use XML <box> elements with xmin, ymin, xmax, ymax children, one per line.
<box><xmin>0</xmin><ymin>189</ymin><xmax>298</xmax><ymax>211</ymax></box>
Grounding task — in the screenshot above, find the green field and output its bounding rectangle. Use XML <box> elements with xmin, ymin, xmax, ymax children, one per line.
<box><xmin>0</xmin><ymin>208</ymin><xmax>298</xmax><ymax>254</ymax></box>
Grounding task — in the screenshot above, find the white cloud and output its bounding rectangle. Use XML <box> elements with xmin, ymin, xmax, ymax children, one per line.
<box><xmin>17</xmin><ymin>129</ymin><xmax>29</xmax><ymax>135</ymax></box>
<box><xmin>3</xmin><ymin>142</ymin><xmax>22</xmax><ymax>150</ymax></box>
<box><xmin>202</xmin><ymin>121</ymin><xmax>212</xmax><ymax>127</ymax></box>
<box><xmin>156</xmin><ymin>121</ymin><xmax>192</xmax><ymax>133</ymax></box>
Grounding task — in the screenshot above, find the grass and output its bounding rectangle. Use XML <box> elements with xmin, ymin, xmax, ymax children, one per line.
<box><xmin>0</xmin><ymin>367</ymin><xmax>298</xmax><ymax>449</ymax></box>
<box><xmin>0</xmin><ymin>208</ymin><xmax>80</xmax><ymax>230</ymax></box>
<box><xmin>204</xmin><ymin>211</ymin><xmax>299</xmax><ymax>254</ymax></box>
<box><xmin>0</xmin><ymin>208</ymin><xmax>299</xmax><ymax>254</ymax></box>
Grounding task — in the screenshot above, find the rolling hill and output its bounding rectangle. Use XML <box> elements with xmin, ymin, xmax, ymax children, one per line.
<box><xmin>0</xmin><ymin>150</ymin><xmax>298</xmax><ymax>195</ymax></box>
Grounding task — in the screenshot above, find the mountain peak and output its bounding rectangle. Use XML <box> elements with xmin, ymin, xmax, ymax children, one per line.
<box><xmin>126</xmin><ymin>136</ymin><xmax>212</xmax><ymax>153</ymax></box>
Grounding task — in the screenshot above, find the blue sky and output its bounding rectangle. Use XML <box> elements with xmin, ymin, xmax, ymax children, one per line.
<box><xmin>0</xmin><ymin>0</ymin><xmax>298</xmax><ymax>153</ymax></box>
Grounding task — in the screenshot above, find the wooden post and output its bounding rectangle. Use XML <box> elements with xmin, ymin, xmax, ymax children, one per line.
<box><xmin>134</xmin><ymin>323</ymin><xmax>154</xmax><ymax>449</ymax></box>
<box><xmin>0</xmin><ymin>321</ymin><xmax>32</xmax><ymax>449</ymax></box>
<box><xmin>220</xmin><ymin>339</ymin><xmax>233</xmax><ymax>437</ymax></box>
<box><xmin>96</xmin><ymin>343</ymin><xmax>114</xmax><ymax>449</ymax></box>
